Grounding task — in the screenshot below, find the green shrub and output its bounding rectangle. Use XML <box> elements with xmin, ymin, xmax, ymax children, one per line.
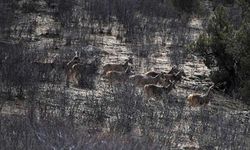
<box><xmin>191</xmin><ymin>4</ymin><xmax>250</xmax><ymax>103</ymax></box>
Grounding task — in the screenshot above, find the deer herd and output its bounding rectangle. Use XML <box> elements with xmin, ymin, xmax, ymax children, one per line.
<box><xmin>66</xmin><ymin>53</ymin><xmax>215</xmax><ymax>108</ymax></box>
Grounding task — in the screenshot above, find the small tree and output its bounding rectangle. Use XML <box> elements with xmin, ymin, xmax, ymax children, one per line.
<box><xmin>191</xmin><ymin>3</ymin><xmax>250</xmax><ymax>104</ymax></box>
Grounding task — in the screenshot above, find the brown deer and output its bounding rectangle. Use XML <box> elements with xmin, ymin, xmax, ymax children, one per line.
<box><xmin>102</xmin><ymin>57</ymin><xmax>133</xmax><ymax>76</ymax></box>
<box><xmin>129</xmin><ymin>72</ymin><xmax>165</xmax><ymax>87</ymax></box>
<box><xmin>68</xmin><ymin>58</ymin><xmax>100</xmax><ymax>86</ymax></box>
<box><xmin>145</xmin><ymin>65</ymin><xmax>179</xmax><ymax>77</ymax></box>
<box><xmin>187</xmin><ymin>84</ymin><xmax>214</xmax><ymax>107</ymax></box>
<box><xmin>66</xmin><ymin>51</ymin><xmax>80</xmax><ymax>70</ymax></box>
<box><xmin>144</xmin><ymin>81</ymin><xmax>176</xmax><ymax>99</ymax></box>
<box><xmin>162</xmin><ymin>69</ymin><xmax>186</xmax><ymax>85</ymax></box>
<box><xmin>66</xmin><ymin>56</ymin><xmax>101</xmax><ymax>88</ymax></box>
<box><xmin>146</xmin><ymin>70</ymin><xmax>186</xmax><ymax>86</ymax></box>
<box><xmin>104</xmin><ymin>66</ymin><xmax>133</xmax><ymax>84</ymax></box>
<box><xmin>65</xmin><ymin>52</ymin><xmax>81</xmax><ymax>87</ymax></box>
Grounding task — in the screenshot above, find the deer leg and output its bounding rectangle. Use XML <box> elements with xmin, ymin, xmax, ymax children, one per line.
<box><xmin>66</xmin><ymin>74</ymin><xmax>70</xmax><ymax>87</ymax></box>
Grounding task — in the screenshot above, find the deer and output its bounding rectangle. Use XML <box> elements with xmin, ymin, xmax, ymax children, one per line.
<box><xmin>144</xmin><ymin>70</ymin><xmax>167</xmax><ymax>78</ymax></box>
<box><xmin>161</xmin><ymin>69</ymin><xmax>186</xmax><ymax>85</ymax></box>
<box><xmin>145</xmin><ymin>65</ymin><xmax>179</xmax><ymax>77</ymax></box>
<box><xmin>71</xmin><ymin>59</ymin><xmax>99</xmax><ymax>75</ymax></box>
<box><xmin>68</xmin><ymin>58</ymin><xmax>100</xmax><ymax>86</ymax></box>
<box><xmin>66</xmin><ymin>51</ymin><xmax>80</xmax><ymax>70</ymax></box>
<box><xmin>144</xmin><ymin>81</ymin><xmax>176</xmax><ymax>99</ymax></box>
<box><xmin>14</xmin><ymin>93</ymin><xmax>26</xmax><ymax>109</ymax></box>
<box><xmin>104</xmin><ymin>66</ymin><xmax>133</xmax><ymax>84</ymax></box>
<box><xmin>65</xmin><ymin>51</ymin><xmax>81</xmax><ymax>87</ymax></box>
<box><xmin>187</xmin><ymin>84</ymin><xmax>215</xmax><ymax>107</ymax></box>
<box><xmin>102</xmin><ymin>57</ymin><xmax>133</xmax><ymax>76</ymax></box>
<box><xmin>144</xmin><ymin>69</ymin><xmax>185</xmax><ymax>86</ymax></box>
<box><xmin>129</xmin><ymin>72</ymin><xmax>165</xmax><ymax>87</ymax></box>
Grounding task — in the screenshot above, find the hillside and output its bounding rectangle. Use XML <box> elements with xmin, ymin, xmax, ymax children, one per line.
<box><xmin>0</xmin><ymin>0</ymin><xmax>249</xmax><ymax>149</ymax></box>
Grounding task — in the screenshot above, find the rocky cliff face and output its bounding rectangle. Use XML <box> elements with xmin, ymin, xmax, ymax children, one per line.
<box><xmin>0</xmin><ymin>0</ymin><xmax>249</xmax><ymax>149</ymax></box>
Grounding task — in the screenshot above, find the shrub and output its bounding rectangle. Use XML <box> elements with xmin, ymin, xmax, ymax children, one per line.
<box><xmin>171</xmin><ymin>0</ymin><xmax>201</xmax><ymax>14</ymax></box>
<box><xmin>191</xmin><ymin>4</ymin><xmax>250</xmax><ymax>103</ymax></box>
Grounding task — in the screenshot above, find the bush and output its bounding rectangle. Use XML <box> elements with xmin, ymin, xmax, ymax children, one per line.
<box><xmin>21</xmin><ymin>1</ymin><xmax>39</xmax><ymax>13</ymax></box>
<box><xmin>171</xmin><ymin>0</ymin><xmax>201</xmax><ymax>14</ymax></box>
<box><xmin>191</xmin><ymin>4</ymin><xmax>250</xmax><ymax>103</ymax></box>
<box><xmin>0</xmin><ymin>41</ymin><xmax>36</xmax><ymax>97</ymax></box>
